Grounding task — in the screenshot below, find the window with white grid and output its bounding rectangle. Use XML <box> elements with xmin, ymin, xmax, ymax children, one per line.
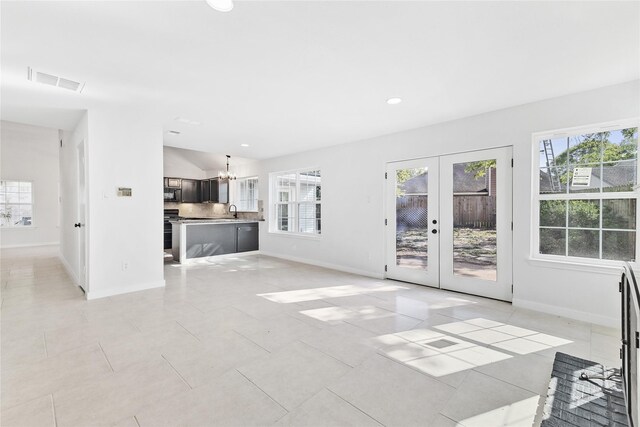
<box><xmin>0</xmin><ymin>181</ymin><xmax>33</xmax><ymax>227</ymax></box>
<box><xmin>533</xmin><ymin>121</ymin><xmax>638</xmax><ymax>263</ymax></box>
<box><xmin>236</xmin><ymin>177</ymin><xmax>258</xmax><ymax>211</ymax></box>
<box><xmin>270</xmin><ymin>169</ymin><xmax>321</xmax><ymax>235</ymax></box>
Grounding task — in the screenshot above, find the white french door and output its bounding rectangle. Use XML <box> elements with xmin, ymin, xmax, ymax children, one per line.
<box><xmin>385</xmin><ymin>147</ymin><xmax>513</xmax><ymax>301</ymax></box>
<box><xmin>385</xmin><ymin>158</ymin><xmax>440</xmax><ymax>286</ymax></box>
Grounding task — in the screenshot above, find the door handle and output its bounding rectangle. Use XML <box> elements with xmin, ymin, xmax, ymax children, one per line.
<box><xmin>431</xmin><ymin>229</ymin><xmax>438</xmax><ymax>234</ymax></box>
<box><xmin>74</xmin><ymin>223</ymin><xmax>82</xmax><ymax>228</ymax></box>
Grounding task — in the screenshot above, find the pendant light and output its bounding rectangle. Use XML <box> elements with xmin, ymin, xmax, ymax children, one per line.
<box><xmin>219</xmin><ymin>155</ymin><xmax>236</xmax><ymax>180</ymax></box>
<box><xmin>206</xmin><ymin>0</ymin><xmax>234</xmax><ymax>12</ymax></box>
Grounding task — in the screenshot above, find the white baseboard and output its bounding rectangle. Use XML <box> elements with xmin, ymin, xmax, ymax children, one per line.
<box><xmin>512</xmin><ymin>297</ymin><xmax>618</xmax><ymax>328</ymax></box>
<box><xmin>1</xmin><ymin>241</ymin><xmax>60</xmax><ymax>249</ymax></box>
<box><xmin>58</xmin><ymin>253</ymin><xmax>81</xmax><ymax>288</ymax></box>
<box><xmin>259</xmin><ymin>250</ymin><xmax>384</xmax><ymax>279</ymax></box>
<box><xmin>86</xmin><ymin>280</ymin><xmax>166</xmax><ymax>300</ymax></box>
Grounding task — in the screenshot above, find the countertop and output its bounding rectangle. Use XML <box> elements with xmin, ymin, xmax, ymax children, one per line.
<box><xmin>170</xmin><ymin>218</ymin><xmax>261</xmax><ymax>225</ymax></box>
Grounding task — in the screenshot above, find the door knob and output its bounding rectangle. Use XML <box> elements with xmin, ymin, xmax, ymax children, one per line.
<box><xmin>431</xmin><ymin>229</ymin><xmax>438</xmax><ymax>234</ymax></box>
<box><xmin>74</xmin><ymin>223</ymin><xmax>82</xmax><ymax>228</ymax></box>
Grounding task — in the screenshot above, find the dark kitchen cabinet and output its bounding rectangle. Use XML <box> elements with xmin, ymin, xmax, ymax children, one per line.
<box><xmin>181</xmin><ymin>179</ymin><xmax>201</xmax><ymax>203</ymax></box>
<box><xmin>236</xmin><ymin>224</ymin><xmax>259</xmax><ymax>252</ymax></box>
<box><xmin>201</xmin><ymin>180</ymin><xmax>211</xmax><ymax>202</ymax></box>
<box><xmin>210</xmin><ymin>178</ymin><xmax>229</xmax><ymax>204</ymax></box>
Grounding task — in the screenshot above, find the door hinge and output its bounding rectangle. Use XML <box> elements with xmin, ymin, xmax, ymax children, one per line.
<box><xmin>384</xmin><ymin>265</ymin><xmax>388</xmax><ymax>272</ymax></box>
<box><xmin>511</xmin><ymin>158</ymin><xmax>514</xmax><ymax>167</ymax></box>
<box><xmin>620</xmin><ymin>348</ymin><xmax>623</xmax><ymax>359</ymax></box>
<box><xmin>636</xmin><ymin>331</ymin><xmax>639</xmax><ymax>349</ymax></box>
<box><xmin>511</xmin><ymin>284</ymin><xmax>513</xmax><ymax>293</ymax></box>
<box><xmin>619</xmin><ymin>280</ymin><xmax>623</xmax><ymax>293</ymax></box>
<box><xmin>511</xmin><ymin>221</ymin><xmax>513</xmax><ymax>231</ymax></box>
<box><xmin>60</xmin><ymin>139</ymin><xmax>63</xmax><ymax>148</ymax></box>
<box><xmin>385</xmin><ymin>218</ymin><xmax>388</xmax><ymax>226</ymax></box>
<box><xmin>385</xmin><ymin>172</ymin><xmax>388</xmax><ymax>179</ymax></box>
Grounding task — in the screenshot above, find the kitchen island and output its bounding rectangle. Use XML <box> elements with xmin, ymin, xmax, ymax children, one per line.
<box><xmin>171</xmin><ymin>219</ymin><xmax>259</xmax><ymax>264</ymax></box>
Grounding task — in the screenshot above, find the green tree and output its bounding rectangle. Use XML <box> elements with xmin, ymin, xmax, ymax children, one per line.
<box><xmin>550</xmin><ymin>128</ymin><xmax>637</xmax><ymax>185</ymax></box>
<box><xmin>396</xmin><ymin>168</ymin><xmax>424</xmax><ymax>196</ymax></box>
<box><xmin>464</xmin><ymin>160</ymin><xmax>496</xmax><ymax>179</ymax></box>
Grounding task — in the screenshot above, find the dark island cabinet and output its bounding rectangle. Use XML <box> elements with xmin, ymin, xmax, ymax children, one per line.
<box><xmin>237</xmin><ymin>224</ymin><xmax>259</xmax><ymax>252</ymax></box>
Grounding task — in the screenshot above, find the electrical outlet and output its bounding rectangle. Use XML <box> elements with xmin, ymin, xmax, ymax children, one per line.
<box><xmin>122</xmin><ymin>262</ymin><xmax>128</xmax><ymax>271</ymax></box>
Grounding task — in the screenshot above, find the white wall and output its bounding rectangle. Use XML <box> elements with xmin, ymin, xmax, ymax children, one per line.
<box><xmin>0</xmin><ymin>121</ymin><xmax>60</xmax><ymax>248</ymax></box>
<box><xmin>163</xmin><ymin>146</ymin><xmax>206</xmax><ymax>179</ymax></box>
<box><xmin>84</xmin><ymin>105</ymin><xmax>165</xmax><ymax>299</ymax></box>
<box><xmin>60</xmin><ymin>112</ymin><xmax>88</xmax><ymax>285</ymax></box>
<box><xmin>258</xmin><ymin>80</ymin><xmax>640</xmax><ymax>327</ymax></box>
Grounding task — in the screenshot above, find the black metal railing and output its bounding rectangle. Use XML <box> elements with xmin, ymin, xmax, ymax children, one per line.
<box><xmin>621</xmin><ymin>263</ymin><xmax>639</xmax><ymax>427</ymax></box>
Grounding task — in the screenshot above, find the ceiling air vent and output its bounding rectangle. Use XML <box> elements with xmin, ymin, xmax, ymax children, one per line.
<box><xmin>27</xmin><ymin>67</ymin><xmax>85</xmax><ymax>93</ymax></box>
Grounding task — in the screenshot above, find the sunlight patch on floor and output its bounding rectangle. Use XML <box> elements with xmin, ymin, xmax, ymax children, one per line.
<box><xmin>371</xmin><ymin>318</ymin><xmax>572</xmax><ymax>377</ymax></box>
<box><xmin>257</xmin><ymin>284</ymin><xmax>408</xmax><ymax>303</ymax></box>
<box><xmin>456</xmin><ymin>395</ymin><xmax>540</xmax><ymax>427</ymax></box>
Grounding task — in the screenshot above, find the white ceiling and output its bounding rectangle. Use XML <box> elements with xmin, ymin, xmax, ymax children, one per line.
<box><xmin>1</xmin><ymin>1</ymin><xmax>638</xmax><ymax>160</ymax></box>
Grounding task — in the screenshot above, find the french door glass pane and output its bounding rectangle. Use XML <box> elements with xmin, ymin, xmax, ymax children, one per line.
<box><xmin>452</xmin><ymin>160</ymin><xmax>497</xmax><ymax>281</ymax></box>
<box><xmin>395</xmin><ymin>167</ymin><xmax>429</xmax><ymax>269</ymax></box>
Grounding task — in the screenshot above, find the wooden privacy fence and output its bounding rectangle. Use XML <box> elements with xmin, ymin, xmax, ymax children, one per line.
<box><xmin>453</xmin><ymin>195</ymin><xmax>496</xmax><ymax>229</ymax></box>
<box><xmin>397</xmin><ymin>194</ymin><xmax>497</xmax><ymax>229</ymax></box>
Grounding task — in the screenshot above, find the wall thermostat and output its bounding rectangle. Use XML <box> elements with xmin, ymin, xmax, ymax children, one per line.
<box><xmin>117</xmin><ymin>187</ymin><xmax>132</xmax><ymax>197</ymax></box>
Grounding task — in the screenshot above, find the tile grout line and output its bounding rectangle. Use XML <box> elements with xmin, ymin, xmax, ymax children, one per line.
<box><xmin>43</xmin><ymin>332</ymin><xmax>49</xmax><ymax>357</ymax></box>
<box><xmin>50</xmin><ymin>394</ymin><xmax>59</xmax><ymax>427</ymax></box>
<box><xmin>174</xmin><ymin>320</ymin><xmax>202</xmax><ymax>342</ymax></box>
<box><xmin>296</xmin><ymin>339</ymin><xmax>357</xmax><ymax>369</ymax></box>
<box><xmin>235</xmin><ymin>369</ymin><xmax>289</xmax><ymax>414</ymax></box>
<box><xmin>98</xmin><ymin>341</ymin><xmax>115</xmax><ymax>373</ymax></box>
<box><xmin>232</xmin><ymin>329</ymin><xmax>273</xmax><ymax>354</ymax></box>
<box><xmin>325</xmin><ymin>387</ymin><xmax>385</xmax><ymax>426</ymax></box>
<box><xmin>161</xmin><ymin>354</ymin><xmax>193</xmax><ymax>389</ymax></box>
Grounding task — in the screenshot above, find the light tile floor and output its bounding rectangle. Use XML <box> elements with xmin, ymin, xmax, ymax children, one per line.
<box><xmin>1</xmin><ymin>246</ymin><xmax>621</xmax><ymax>427</ymax></box>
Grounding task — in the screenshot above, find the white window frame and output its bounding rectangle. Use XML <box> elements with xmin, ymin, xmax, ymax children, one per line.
<box><xmin>0</xmin><ymin>180</ymin><xmax>35</xmax><ymax>228</ymax></box>
<box><xmin>531</xmin><ymin>118</ymin><xmax>640</xmax><ymax>267</ymax></box>
<box><xmin>269</xmin><ymin>168</ymin><xmax>321</xmax><ymax>237</ymax></box>
<box><xmin>235</xmin><ymin>176</ymin><xmax>259</xmax><ymax>212</ymax></box>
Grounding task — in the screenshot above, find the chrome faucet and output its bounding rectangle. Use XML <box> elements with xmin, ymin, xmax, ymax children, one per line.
<box><xmin>229</xmin><ymin>204</ymin><xmax>238</xmax><ymax>219</ymax></box>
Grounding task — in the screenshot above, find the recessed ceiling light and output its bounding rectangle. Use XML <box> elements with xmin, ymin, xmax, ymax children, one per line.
<box><xmin>206</xmin><ymin>0</ymin><xmax>233</xmax><ymax>12</ymax></box>
<box><xmin>240</xmin><ymin>144</ymin><xmax>250</xmax><ymax>147</ymax></box>
<box><xmin>167</xmin><ymin>130</ymin><xmax>181</xmax><ymax>135</ymax></box>
<box><xmin>386</xmin><ymin>97</ymin><xmax>402</xmax><ymax>105</ymax></box>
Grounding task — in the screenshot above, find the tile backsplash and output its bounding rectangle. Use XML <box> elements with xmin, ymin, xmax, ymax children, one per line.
<box><xmin>164</xmin><ymin>202</ymin><xmax>260</xmax><ymax>220</ymax></box>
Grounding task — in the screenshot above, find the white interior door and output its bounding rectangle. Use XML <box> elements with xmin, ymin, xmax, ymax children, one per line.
<box><xmin>77</xmin><ymin>140</ymin><xmax>87</xmax><ymax>291</ymax></box>
<box><xmin>385</xmin><ymin>147</ymin><xmax>513</xmax><ymax>302</ymax></box>
<box><xmin>385</xmin><ymin>158</ymin><xmax>440</xmax><ymax>287</ymax></box>
<box><xmin>439</xmin><ymin>147</ymin><xmax>513</xmax><ymax>301</ymax></box>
